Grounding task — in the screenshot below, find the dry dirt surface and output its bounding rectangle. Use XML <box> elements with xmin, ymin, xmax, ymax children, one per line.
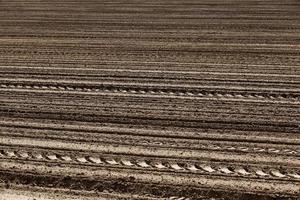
<box><xmin>0</xmin><ymin>0</ymin><xmax>299</xmax><ymax>199</ymax></box>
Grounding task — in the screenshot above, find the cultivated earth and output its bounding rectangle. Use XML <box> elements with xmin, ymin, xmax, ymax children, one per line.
<box><xmin>0</xmin><ymin>0</ymin><xmax>299</xmax><ymax>199</ymax></box>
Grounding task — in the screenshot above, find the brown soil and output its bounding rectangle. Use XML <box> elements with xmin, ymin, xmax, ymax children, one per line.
<box><xmin>0</xmin><ymin>0</ymin><xmax>299</xmax><ymax>199</ymax></box>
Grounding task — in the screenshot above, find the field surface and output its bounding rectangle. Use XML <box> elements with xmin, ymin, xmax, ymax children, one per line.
<box><xmin>0</xmin><ymin>0</ymin><xmax>299</xmax><ymax>199</ymax></box>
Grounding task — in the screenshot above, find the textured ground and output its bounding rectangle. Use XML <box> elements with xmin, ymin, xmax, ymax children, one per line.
<box><xmin>0</xmin><ymin>0</ymin><xmax>299</xmax><ymax>199</ymax></box>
